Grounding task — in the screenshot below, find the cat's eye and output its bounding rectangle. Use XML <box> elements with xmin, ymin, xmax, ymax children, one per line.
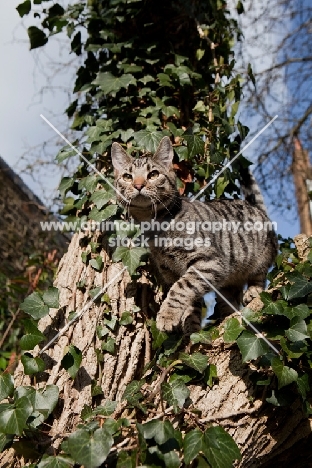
<box><xmin>122</xmin><ymin>173</ymin><xmax>133</xmax><ymax>181</ymax></box>
<box><xmin>148</xmin><ymin>170</ymin><xmax>159</xmax><ymax>180</ymax></box>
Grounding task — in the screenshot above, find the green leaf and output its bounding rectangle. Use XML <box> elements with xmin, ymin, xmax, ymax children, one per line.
<box><xmin>133</xmin><ymin>130</ymin><xmax>165</xmax><ymax>153</ymax></box>
<box><xmin>94</xmin><ymin>400</ymin><xmax>117</xmax><ymax>416</ymax></box>
<box><xmin>297</xmin><ymin>374</ymin><xmax>310</xmax><ymax>399</ymax></box>
<box><xmin>183</xmin><ymin>134</ymin><xmax>205</xmax><ymax>158</ymax></box>
<box><xmin>204</xmin><ymin>364</ymin><xmax>218</xmax><ymax>387</ymax></box>
<box><xmin>150</xmin><ymin>319</ymin><xmax>168</xmax><ymax>349</ymax></box>
<box><xmin>67</xmin><ymin>427</ymin><xmax>114</xmax><ymax>468</ymax></box>
<box><xmin>161</xmin><ymin>378</ymin><xmax>190</xmax><ymax>409</ymax></box>
<box><xmin>93</xmin><ymin>72</ymin><xmax>136</xmax><ymax>94</ymax></box>
<box><xmin>285</xmin><ymin>318</ymin><xmax>309</xmax><ymax>342</ymax></box>
<box><xmin>179</xmin><ymin>352</ymin><xmax>208</xmax><ymax>373</ymax></box>
<box><xmin>271</xmin><ymin>357</ymin><xmax>298</xmax><ymax>389</ymax></box>
<box><xmin>283</xmin><ymin>304</ymin><xmax>311</xmax><ymax>320</ymax></box>
<box><xmin>120</xmin><ymin>312</ymin><xmax>133</xmax><ymax>326</ymax></box>
<box><xmin>285</xmin><ymin>277</ymin><xmax>312</xmax><ymax>300</ymax></box>
<box><xmin>61</xmin><ymin>345</ymin><xmax>82</xmax><ymax>379</ymax></box>
<box><xmin>0</xmin><ymin>396</ymin><xmax>33</xmax><ymax>435</ymax></box>
<box><xmin>203</xmin><ymin>426</ymin><xmax>241</xmax><ymax>467</ymax></box>
<box><xmin>43</xmin><ymin>287</ymin><xmax>60</xmax><ymax>308</ymax></box>
<box><xmin>20</xmin><ymin>292</ymin><xmax>49</xmax><ymax>319</ymax></box>
<box><xmin>20</xmin><ymin>323</ymin><xmax>45</xmax><ymax>350</ymax></box>
<box><xmin>138</xmin><ymin>419</ymin><xmax>175</xmax><ymax>445</ymax></box>
<box><xmin>89</xmin><ymin>204</ymin><xmax>118</xmax><ymax>223</ymax></box>
<box><xmin>90</xmin><ymin>256</ymin><xmax>103</xmax><ymax>271</ymax></box>
<box><xmin>0</xmin><ymin>433</ymin><xmax>13</xmax><ymax>452</ymax></box>
<box><xmin>90</xmin><ymin>189</ymin><xmax>114</xmax><ymax>209</ymax></box>
<box><xmin>14</xmin><ymin>385</ymin><xmax>59</xmax><ymax>417</ymax></box>
<box><xmin>0</xmin><ymin>374</ymin><xmax>14</xmax><ymax>402</ymax></box>
<box><xmin>28</xmin><ymin>26</ymin><xmax>48</xmax><ymax>49</ymax></box>
<box><xmin>263</xmin><ymin>300</ymin><xmax>286</xmax><ymax>315</ymax></box>
<box><xmin>102</xmin><ymin>337</ymin><xmax>116</xmax><ymax>354</ymax></box>
<box><xmin>122</xmin><ymin>380</ymin><xmax>144</xmax><ymax>406</ymax></box>
<box><xmin>38</xmin><ymin>454</ymin><xmax>74</xmax><ymax>468</ymax></box>
<box><xmin>16</xmin><ymin>0</ymin><xmax>31</xmax><ymax>17</ymax></box>
<box><xmin>112</xmin><ymin>246</ymin><xmax>147</xmax><ymax>275</ymax></box>
<box><xmin>190</xmin><ymin>328</ymin><xmax>218</xmax><ymax>344</ymax></box>
<box><xmin>183</xmin><ymin>429</ymin><xmax>204</xmax><ymax>465</ymax></box>
<box><xmin>223</xmin><ymin>318</ymin><xmax>244</xmax><ymax>343</ymax></box>
<box><xmin>215</xmin><ymin>176</ymin><xmax>229</xmax><ymax>198</ymax></box>
<box><xmin>21</xmin><ymin>354</ymin><xmax>45</xmax><ymax>375</ymax></box>
<box><xmin>58</xmin><ymin>177</ymin><xmax>75</xmax><ymax>198</ymax></box>
<box><xmin>236</xmin><ymin>331</ymin><xmax>269</xmax><ymax>362</ymax></box>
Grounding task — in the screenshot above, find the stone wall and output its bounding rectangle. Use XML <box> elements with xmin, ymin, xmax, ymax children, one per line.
<box><xmin>0</xmin><ymin>156</ymin><xmax>69</xmax><ymax>278</ymax></box>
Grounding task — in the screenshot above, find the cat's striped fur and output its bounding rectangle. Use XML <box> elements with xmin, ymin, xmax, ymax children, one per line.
<box><xmin>111</xmin><ymin>137</ymin><xmax>278</xmax><ymax>334</ymax></box>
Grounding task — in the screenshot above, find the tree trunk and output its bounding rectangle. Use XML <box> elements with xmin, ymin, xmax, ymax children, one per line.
<box><xmin>1</xmin><ymin>232</ymin><xmax>310</xmax><ymax>467</ymax></box>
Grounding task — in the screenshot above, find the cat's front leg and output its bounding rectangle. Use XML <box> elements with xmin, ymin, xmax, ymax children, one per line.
<box><xmin>156</xmin><ymin>264</ymin><xmax>216</xmax><ymax>334</ymax></box>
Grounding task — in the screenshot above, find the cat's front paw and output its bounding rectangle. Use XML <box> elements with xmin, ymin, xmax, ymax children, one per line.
<box><xmin>156</xmin><ymin>308</ymin><xmax>181</xmax><ymax>333</ymax></box>
<box><xmin>243</xmin><ymin>286</ymin><xmax>263</xmax><ymax>306</ymax></box>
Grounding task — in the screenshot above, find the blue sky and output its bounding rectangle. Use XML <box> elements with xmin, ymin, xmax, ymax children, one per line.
<box><xmin>0</xmin><ymin>1</ymin><xmax>300</xmax><ymax>239</ymax></box>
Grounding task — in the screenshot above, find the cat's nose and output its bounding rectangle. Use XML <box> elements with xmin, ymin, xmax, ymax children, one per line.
<box><xmin>134</xmin><ymin>184</ymin><xmax>144</xmax><ymax>191</ymax></box>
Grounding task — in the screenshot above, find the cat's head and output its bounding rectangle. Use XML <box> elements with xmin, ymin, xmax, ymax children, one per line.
<box><xmin>111</xmin><ymin>137</ymin><xmax>178</xmax><ymax>219</ymax></box>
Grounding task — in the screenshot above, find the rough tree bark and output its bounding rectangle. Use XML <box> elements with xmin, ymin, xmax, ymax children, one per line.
<box><xmin>1</xmin><ymin>233</ymin><xmax>311</xmax><ymax>467</ymax></box>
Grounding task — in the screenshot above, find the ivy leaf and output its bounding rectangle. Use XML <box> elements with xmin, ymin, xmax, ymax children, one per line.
<box><xmin>179</xmin><ymin>352</ymin><xmax>208</xmax><ymax>373</ymax></box>
<box><xmin>43</xmin><ymin>287</ymin><xmax>60</xmax><ymax>308</ymax></box>
<box><xmin>122</xmin><ymin>380</ymin><xmax>144</xmax><ymax>407</ymax></box>
<box><xmin>183</xmin><ymin>429</ymin><xmax>204</xmax><ymax>465</ymax></box>
<box><xmin>90</xmin><ymin>189</ymin><xmax>115</xmax><ymax>209</ymax></box>
<box><xmin>20</xmin><ymin>319</ymin><xmax>45</xmax><ymax>351</ymax></box>
<box><xmin>133</xmin><ymin>130</ymin><xmax>165</xmax><ymax>153</ymax></box>
<box><xmin>183</xmin><ymin>134</ymin><xmax>205</xmax><ymax>158</ymax></box>
<box><xmin>120</xmin><ymin>312</ymin><xmax>133</xmax><ymax>326</ymax></box>
<box><xmin>61</xmin><ymin>345</ymin><xmax>82</xmax><ymax>379</ymax></box>
<box><xmin>0</xmin><ymin>374</ymin><xmax>14</xmax><ymax>402</ymax></box>
<box><xmin>0</xmin><ymin>396</ymin><xmax>33</xmax><ymax>435</ymax></box>
<box><xmin>38</xmin><ymin>454</ymin><xmax>74</xmax><ymax>468</ymax></box>
<box><xmin>150</xmin><ymin>320</ymin><xmax>168</xmax><ymax>349</ymax></box>
<box><xmin>236</xmin><ymin>331</ymin><xmax>269</xmax><ymax>362</ymax></box>
<box><xmin>16</xmin><ymin>0</ymin><xmax>31</xmax><ymax>17</ymax></box>
<box><xmin>271</xmin><ymin>357</ymin><xmax>298</xmax><ymax>389</ymax></box>
<box><xmin>28</xmin><ymin>26</ymin><xmax>48</xmax><ymax>50</ymax></box>
<box><xmin>190</xmin><ymin>328</ymin><xmax>218</xmax><ymax>345</ymax></box>
<box><xmin>93</xmin><ymin>72</ymin><xmax>136</xmax><ymax>94</ymax></box>
<box><xmin>89</xmin><ymin>204</ymin><xmax>118</xmax><ymax>223</ymax></box>
<box><xmin>15</xmin><ymin>385</ymin><xmax>59</xmax><ymax>418</ymax></box>
<box><xmin>282</xmin><ymin>304</ymin><xmax>311</xmax><ymax>320</ymax></box>
<box><xmin>102</xmin><ymin>337</ymin><xmax>116</xmax><ymax>354</ymax></box>
<box><xmin>161</xmin><ymin>378</ymin><xmax>190</xmax><ymax>409</ymax></box>
<box><xmin>0</xmin><ymin>433</ymin><xmax>13</xmax><ymax>452</ymax></box>
<box><xmin>67</xmin><ymin>427</ymin><xmax>114</xmax><ymax>468</ymax></box>
<box><xmin>112</xmin><ymin>246</ymin><xmax>147</xmax><ymax>275</ymax></box>
<box><xmin>20</xmin><ymin>292</ymin><xmax>49</xmax><ymax>320</ymax></box>
<box><xmin>138</xmin><ymin>419</ymin><xmax>175</xmax><ymax>445</ymax></box>
<box><xmin>285</xmin><ymin>277</ymin><xmax>312</xmax><ymax>300</ymax></box>
<box><xmin>223</xmin><ymin>318</ymin><xmax>244</xmax><ymax>343</ymax></box>
<box><xmin>215</xmin><ymin>176</ymin><xmax>229</xmax><ymax>198</ymax></box>
<box><xmin>204</xmin><ymin>364</ymin><xmax>218</xmax><ymax>387</ymax></box>
<box><xmin>90</xmin><ymin>256</ymin><xmax>103</xmax><ymax>271</ymax></box>
<box><xmin>263</xmin><ymin>300</ymin><xmax>286</xmax><ymax>315</ymax></box>
<box><xmin>93</xmin><ymin>400</ymin><xmax>117</xmax><ymax>416</ymax></box>
<box><xmin>285</xmin><ymin>318</ymin><xmax>309</xmax><ymax>342</ymax></box>
<box><xmin>202</xmin><ymin>426</ymin><xmax>241</xmax><ymax>467</ymax></box>
<box><xmin>21</xmin><ymin>353</ymin><xmax>45</xmax><ymax>375</ymax></box>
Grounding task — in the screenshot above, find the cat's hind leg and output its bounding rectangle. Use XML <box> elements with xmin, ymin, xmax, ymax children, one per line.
<box><xmin>212</xmin><ymin>286</ymin><xmax>242</xmax><ymax>322</ymax></box>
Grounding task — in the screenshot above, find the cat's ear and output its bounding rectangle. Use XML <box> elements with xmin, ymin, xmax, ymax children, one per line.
<box><xmin>111</xmin><ymin>142</ymin><xmax>133</xmax><ymax>173</ymax></box>
<box><xmin>152</xmin><ymin>137</ymin><xmax>174</xmax><ymax>170</ymax></box>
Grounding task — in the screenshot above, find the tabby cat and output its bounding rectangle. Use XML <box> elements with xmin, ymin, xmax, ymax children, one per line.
<box><xmin>111</xmin><ymin>137</ymin><xmax>278</xmax><ymax>334</ymax></box>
